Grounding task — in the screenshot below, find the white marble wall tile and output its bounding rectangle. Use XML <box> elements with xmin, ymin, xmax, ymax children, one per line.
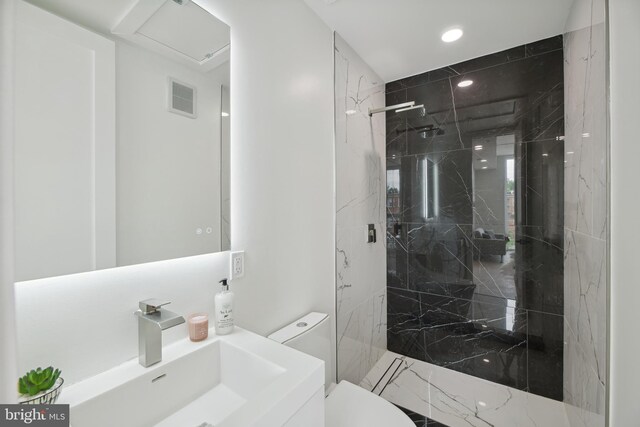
<box><xmin>564</xmin><ymin>229</ymin><xmax>607</xmax><ymax>383</ymax></box>
<box><xmin>564</xmin><ymin>5</ymin><xmax>607</xmax><ymax>239</ymax></box>
<box><xmin>336</xmin><ymin>224</ymin><xmax>387</xmax><ymax>315</ymax></box>
<box><xmin>334</xmin><ymin>42</ymin><xmax>386</xmax><ymax>229</ymax></box>
<box><xmin>564</xmin><ymin>320</ymin><xmax>606</xmax><ymax>427</ymax></box>
<box><xmin>563</xmin><ymin>0</ymin><xmax>608</xmax><ymax>425</ymax></box>
<box><xmin>337</xmin><ymin>288</ymin><xmax>386</xmax><ymax>385</ymax></box>
<box><xmin>588</xmin><ymin>22</ymin><xmax>607</xmax><ymax>241</ymax></box>
<box><xmin>335</xmin><ymin>33</ymin><xmax>387</xmax><ymax>384</ymax></box>
<box><xmin>564</xmin><ymin>27</ymin><xmax>594</xmax><ymax>236</ymax></box>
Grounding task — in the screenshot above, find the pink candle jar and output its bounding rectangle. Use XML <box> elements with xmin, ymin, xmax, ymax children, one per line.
<box><xmin>188</xmin><ymin>313</ymin><xmax>209</xmax><ymax>342</ymax></box>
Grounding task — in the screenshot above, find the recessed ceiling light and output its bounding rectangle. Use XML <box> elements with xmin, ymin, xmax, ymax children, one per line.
<box><xmin>442</xmin><ymin>28</ymin><xmax>463</xmax><ymax>43</ymax></box>
<box><xmin>480</xmin><ymin>159</ymin><xmax>487</xmax><ymax>163</ymax></box>
<box><xmin>542</xmin><ymin>153</ymin><xmax>549</xmax><ymax>157</ymax></box>
<box><xmin>483</xmin><ymin>358</ymin><xmax>490</xmax><ymax>363</ymax></box>
<box><xmin>474</xmin><ymin>145</ymin><xmax>483</xmax><ymax>151</ymax></box>
<box><xmin>566</xmin><ymin>151</ymin><xmax>574</xmax><ymax>155</ymax></box>
<box><xmin>478</xmin><ymin>401</ymin><xmax>487</xmax><ymax>407</ymax></box>
<box><xmin>582</xmin><ymin>132</ymin><xmax>591</xmax><ymax>138</ymax></box>
<box><xmin>221</xmin><ymin>112</ymin><xmax>229</xmax><ymax>117</ymax></box>
<box><xmin>346</xmin><ymin>109</ymin><xmax>357</xmax><ymax>115</ymax></box>
<box><xmin>458</xmin><ymin>80</ymin><xmax>473</xmax><ymax>88</ymax></box>
<box><xmin>482</xmin><ymin>166</ymin><xmax>488</xmax><ymax>170</ymax></box>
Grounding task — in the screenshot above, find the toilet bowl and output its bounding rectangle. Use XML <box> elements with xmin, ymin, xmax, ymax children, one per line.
<box><xmin>268</xmin><ymin>313</ymin><xmax>414</xmax><ymax>427</ymax></box>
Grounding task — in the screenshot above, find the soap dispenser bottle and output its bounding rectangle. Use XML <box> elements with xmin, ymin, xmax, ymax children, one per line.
<box><xmin>214</xmin><ymin>278</ymin><xmax>234</xmax><ymax>335</ymax></box>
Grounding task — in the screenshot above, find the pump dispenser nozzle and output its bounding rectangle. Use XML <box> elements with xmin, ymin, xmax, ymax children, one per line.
<box><xmin>219</xmin><ymin>278</ymin><xmax>229</xmax><ymax>290</ymax></box>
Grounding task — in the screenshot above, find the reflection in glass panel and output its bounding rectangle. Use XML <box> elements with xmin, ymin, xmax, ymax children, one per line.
<box><xmin>421</xmin><ymin>157</ymin><xmax>438</xmax><ymax>220</ymax></box>
<box><xmin>385</xmin><ymin>36</ymin><xmax>565</xmax><ymax>399</ymax></box>
<box><xmin>473</xmin><ymin>135</ymin><xmax>516</xmax><ymax>300</ymax></box>
<box><xmin>386</xmin><ymin>169</ymin><xmax>400</xmax><ymax>215</ymax></box>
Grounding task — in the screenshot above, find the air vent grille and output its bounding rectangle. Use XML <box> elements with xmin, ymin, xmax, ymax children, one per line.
<box><xmin>168</xmin><ymin>78</ymin><xmax>197</xmax><ymax>118</ymax></box>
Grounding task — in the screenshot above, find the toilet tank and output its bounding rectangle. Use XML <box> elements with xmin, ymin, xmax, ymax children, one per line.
<box><xmin>268</xmin><ymin>312</ymin><xmax>333</xmax><ymax>391</ymax></box>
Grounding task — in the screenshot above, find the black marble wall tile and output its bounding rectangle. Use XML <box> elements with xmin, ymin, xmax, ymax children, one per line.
<box><xmin>517</xmin><ymin>141</ymin><xmax>565</xmax><ymax>230</ymax></box>
<box><xmin>448</xmin><ymin>45</ymin><xmax>526</xmax><ymax>76</ymax></box>
<box><xmin>525</xmin><ymin>35</ymin><xmax>563</xmax><ymax>57</ymax></box>
<box><xmin>418</xmin><ymin>292</ymin><xmax>529</xmax><ymax>392</ymax></box>
<box><xmin>405</xmin><ymin>134</ymin><xmax>469</xmax><ymax>157</ymax></box>
<box><xmin>407</xmin><ymin>223</ymin><xmax>474</xmax><ymax>296</ymax></box>
<box><xmin>399</xmin><ymin>151</ymin><xmax>473</xmax><ymax>224</ymax></box>
<box><xmin>526</xmin><ymin>310</ymin><xmax>564</xmax><ymax>400</ymax></box>
<box><xmin>515</xmin><ymin>225</ymin><xmax>564</xmax><ymax>314</ymax></box>
<box><xmin>386</xmin><ymin>35</ymin><xmax>564</xmax><ymax>401</ymax></box>
<box><xmin>386</xmin><ymin>88</ymin><xmax>408</xmax><ymax>107</ymax></box>
<box><xmin>387</xmin><ymin>223</ymin><xmax>408</xmax><ymax>289</ymax></box>
<box><xmin>386</xmin><ymin>289</ymin><xmax>564</xmax><ymax>400</ymax></box>
<box><xmin>387</xmin><ymin>35</ymin><xmax>562</xmax><ymax>93</ymax></box>
<box><xmin>386</xmin><ymin>90</ymin><xmax>408</xmax><ymax>158</ymax></box>
<box><xmin>388</xmin><ymin>288</ymin><xmax>424</xmax><ymax>360</ymax></box>
<box><xmin>386</xmin><ymin>72</ymin><xmax>432</xmax><ymax>94</ymax></box>
<box><xmin>516</xmin><ymin>52</ymin><xmax>565</xmax><ymax>142</ymax></box>
<box><xmin>396</xmin><ymin>406</ymin><xmax>450</xmax><ymax>427</ymax></box>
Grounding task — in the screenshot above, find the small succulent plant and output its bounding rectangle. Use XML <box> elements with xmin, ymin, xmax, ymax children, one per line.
<box><xmin>18</xmin><ymin>367</ymin><xmax>62</xmax><ymax>396</ymax></box>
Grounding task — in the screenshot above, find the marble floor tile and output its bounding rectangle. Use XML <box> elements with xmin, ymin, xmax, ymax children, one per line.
<box><xmin>337</xmin><ymin>289</ymin><xmax>387</xmax><ymax>384</ymax></box>
<box><xmin>361</xmin><ymin>351</ymin><xmax>569</xmax><ymax>427</ymax></box>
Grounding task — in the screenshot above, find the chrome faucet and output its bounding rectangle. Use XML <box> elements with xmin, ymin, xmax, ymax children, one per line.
<box><xmin>135</xmin><ymin>299</ymin><xmax>185</xmax><ymax>367</ymax></box>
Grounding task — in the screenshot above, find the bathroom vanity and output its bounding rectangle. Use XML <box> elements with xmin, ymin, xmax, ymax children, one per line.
<box><xmin>60</xmin><ymin>327</ymin><xmax>325</xmax><ymax>427</ymax></box>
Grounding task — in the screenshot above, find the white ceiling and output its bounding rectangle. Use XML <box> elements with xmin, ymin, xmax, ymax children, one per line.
<box><xmin>304</xmin><ymin>0</ymin><xmax>574</xmax><ymax>82</ymax></box>
<box><xmin>24</xmin><ymin>0</ymin><xmax>230</xmax><ymax>75</ymax></box>
<box><xmin>26</xmin><ymin>0</ymin><xmax>136</xmax><ymax>35</ymax></box>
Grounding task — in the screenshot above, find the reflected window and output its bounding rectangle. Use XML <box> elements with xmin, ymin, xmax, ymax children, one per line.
<box><xmin>387</xmin><ymin>169</ymin><xmax>400</xmax><ymax>213</ymax></box>
<box><xmin>505</xmin><ymin>298</ymin><xmax>516</xmax><ymax>331</ymax></box>
<box><xmin>422</xmin><ymin>157</ymin><xmax>438</xmax><ymax>220</ymax></box>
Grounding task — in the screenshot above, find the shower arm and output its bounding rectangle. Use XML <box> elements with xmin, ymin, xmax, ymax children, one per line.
<box><xmin>368</xmin><ymin>102</ymin><xmax>415</xmax><ymax>117</ymax></box>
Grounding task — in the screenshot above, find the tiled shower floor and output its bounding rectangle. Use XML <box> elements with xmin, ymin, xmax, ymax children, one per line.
<box><xmin>396</xmin><ymin>406</ymin><xmax>449</xmax><ymax>426</ymax></box>
<box><xmin>360</xmin><ymin>351</ymin><xmax>569</xmax><ymax>427</ymax></box>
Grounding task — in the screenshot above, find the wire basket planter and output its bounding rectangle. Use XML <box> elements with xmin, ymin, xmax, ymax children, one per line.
<box><xmin>19</xmin><ymin>377</ymin><xmax>64</xmax><ymax>405</ymax></box>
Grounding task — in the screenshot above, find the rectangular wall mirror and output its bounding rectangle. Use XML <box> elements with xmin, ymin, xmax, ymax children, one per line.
<box><xmin>14</xmin><ymin>0</ymin><xmax>230</xmax><ymax>282</ymax></box>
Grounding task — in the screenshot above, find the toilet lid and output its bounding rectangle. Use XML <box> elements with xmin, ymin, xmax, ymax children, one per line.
<box><xmin>325</xmin><ymin>381</ymin><xmax>415</xmax><ymax>427</ymax></box>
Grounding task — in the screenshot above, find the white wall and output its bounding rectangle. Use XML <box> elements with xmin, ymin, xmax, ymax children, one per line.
<box><xmin>609</xmin><ymin>0</ymin><xmax>640</xmax><ymax>425</ymax></box>
<box><xmin>0</xmin><ymin>0</ymin><xmax>18</xmax><ymax>404</ymax></box>
<box><xmin>11</xmin><ymin>0</ymin><xmax>336</xmax><ymax>387</ymax></box>
<box><xmin>14</xmin><ymin>1</ymin><xmax>116</xmax><ymax>282</ymax></box>
<box><xmin>15</xmin><ymin>253</ymin><xmax>229</xmax><ymax>385</ymax></box>
<box><xmin>197</xmin><ymin>0</ymin><xmax>336</xmax><ymax>376</ymax></box>
<box><xmin>220</xmin><ymin>84</ymin><xmax>231</xmax><ymax>251</ymax></box>
<box><xmin>116</xmin><ymin>41</ymin><xmax>223</xmax><ymax>266</ymax></box>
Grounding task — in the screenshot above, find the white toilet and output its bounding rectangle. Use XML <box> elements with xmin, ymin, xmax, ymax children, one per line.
<box><xmin>268</xmin><ymin>312</ymin><xmax>415</xmax><ymax>427</ymax></box>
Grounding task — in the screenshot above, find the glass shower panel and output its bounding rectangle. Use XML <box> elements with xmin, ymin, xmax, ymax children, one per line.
<box><xmin>385</xmin><ymin>35</ymin><xmax>565</xmax><ymax>400</ymax></box>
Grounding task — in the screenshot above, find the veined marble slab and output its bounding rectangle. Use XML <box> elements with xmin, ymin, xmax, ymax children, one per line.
<box><xmin>334</xmin><ymin>32</ymin><xmax>387</xmax><ymax>385</ymax></box>
<box><xmin>361</xmin><ymin>351</ymin><xmax>569</xmax><ymax>427</ymax></box>
<box><xmin>563</xmin><ymin>0</ymin><xmax>608</xmax><ymax>425</ymax></box>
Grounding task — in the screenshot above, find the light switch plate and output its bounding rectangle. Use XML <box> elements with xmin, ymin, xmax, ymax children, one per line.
<box><xmin>366</xmin><ymin>224</ymin><xmax>376</xmax><ymax>243</ymax></box>
<box><xmin>230</xmin><ymin>251</ymin><xmax>245</xmax><ymax>279</ymax></box>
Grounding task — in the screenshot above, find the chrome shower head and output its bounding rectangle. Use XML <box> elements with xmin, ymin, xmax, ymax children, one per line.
<box><xmin>395</xmin><ymin>104</ymin><xmax>426</xmax><ymax>119</ymax></box>
<box><xmin>368</xmin><ymin>101</ymin><xmax>426</xmax><ymax>117</ymax></box>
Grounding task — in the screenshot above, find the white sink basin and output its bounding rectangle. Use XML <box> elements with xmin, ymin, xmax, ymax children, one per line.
<box><xmin>60</xmin><ymin>327</ymin><xmax>324</xmax><ymax>427</ymax></box>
